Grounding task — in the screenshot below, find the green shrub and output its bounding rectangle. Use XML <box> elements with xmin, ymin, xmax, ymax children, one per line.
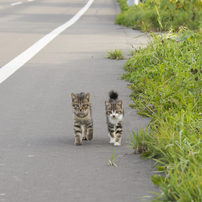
<box><xmin>115</xmin><ymin>0</ymin><xmax>202</xmax><ymax>31</ymax></box>
<box><xmin>106</xmin><ymin>48</ymin><xmax>124</xmax><ymax>60</ymax></box>
<box><xmin>116</xmin><ymin>0</ymin><xmax>129</xmax><ymax>12</ymax></box>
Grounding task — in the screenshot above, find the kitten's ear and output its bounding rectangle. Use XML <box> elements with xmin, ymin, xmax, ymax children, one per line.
<box><xmin>71</xmin><ymin>93</ymin><xmax>77</xmax><ymax>102</ymax></box>
<box><xmin>117</xmin><ymin>100</ymin><xmax>123</xmax><ymax>109</ymax></box>
<box><xmin>85</xmin><ymin>93</ymin><xmax>90</xmax><ymax>101</ymax></box>
<box><xmin>105</xmin><ymin>101</ymin><xmax>111</xmax><ymax>109</ymax></box>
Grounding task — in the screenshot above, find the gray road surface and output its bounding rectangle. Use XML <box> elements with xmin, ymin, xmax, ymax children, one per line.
<box><xmin>0</xmin><ymin>0</ymin><xmax>158</xmax><ymax>201</ymax></box>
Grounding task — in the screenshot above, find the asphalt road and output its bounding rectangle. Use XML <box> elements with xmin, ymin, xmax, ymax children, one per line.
<box><xmin>0</xmin><ymin>0</ymin><xmax>158</xmax><ymax>201</ymax></box>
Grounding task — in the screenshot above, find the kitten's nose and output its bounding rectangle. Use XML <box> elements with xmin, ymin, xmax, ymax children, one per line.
<box><xmin>79</xmin><ymin>107</ymin><xmax>82</xmax><ymax>110</ymax></box>
<box><xmin>113</xmin><ymin>115</ymin><xmax>115</xmax><ymax>117</ymax></box>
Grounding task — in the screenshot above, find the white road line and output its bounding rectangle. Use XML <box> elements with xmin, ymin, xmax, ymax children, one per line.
<box><xmin>0</xmin><ymin>0</ymin><xmax>94</xmax><ymax>84</ymax></box>
<box><xmin>27</xmin><ymin>0</ymin><xmax>34</xmax><ymax>1</ymax></box>
<box><xmin>11</xmin><ymin>1</ymin><xmax>23</xmax><ymax>6</ymax></box>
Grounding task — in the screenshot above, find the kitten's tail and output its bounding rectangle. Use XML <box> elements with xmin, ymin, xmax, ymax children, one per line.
<box><xmin>109</xmin><ymin>90</ymin><xmax>118</xmax><ymax>100</ymax></box>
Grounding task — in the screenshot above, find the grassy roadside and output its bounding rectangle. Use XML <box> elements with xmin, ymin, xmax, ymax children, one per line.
<box><xmin>115</xmin><ymin>1</ymin><xmax>202</xmax><ymax>200</ymax></box>
<box><xmin>115</xmin><ymin>0</ymin><xmax>202</xmax><ymax>32</ymax></box>
<box><xmin>122</xmin><ymin>27</ymin><xmax>202</xmax><ymax>201</ymax></box>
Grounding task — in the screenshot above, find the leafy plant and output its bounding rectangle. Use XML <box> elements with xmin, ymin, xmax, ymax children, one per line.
<box><xmin>106</xmin><ymin>48</ymin><xmax>124</xmax><ymax>60</ymax></box>
<box><xmin>105</xmin><ymin>149</ymin><xmax>122</xmax><ymax>167</ymax></box>
<box><xmin>130</xmin><ymin>127</ymin><xmax>149</xmax><ymax>154</ymax></box>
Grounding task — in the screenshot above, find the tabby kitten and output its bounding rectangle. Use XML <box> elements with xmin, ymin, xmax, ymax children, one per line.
<box><xmin>105</xmin><ymin>90</ymin><xmax>124</xmax><ymax>146</ymax></box>
<box><xmin>71</xmin><ymin>92</ymin><xmax>93</xmax><ymax>145</ymax></box>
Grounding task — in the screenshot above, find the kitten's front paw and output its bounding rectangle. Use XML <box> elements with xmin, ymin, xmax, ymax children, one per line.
<box><xmin>74</xmin><ymin>141</ymin><xmax>82</xmax><ymax>146</ymax></box>
<box><xmin>87</xmin><ymin>129</ymin><xmax>93</xmax><ymax>141</ymax></box>
<box><xmin>109</xmin><ymin>138</ymin><xmax>115</xmax><ymax>144</ymax></box>
<box><xmin>87</xmin><ymin>135</ymin><xmax>93</xmax><ymax>141</ymax></box>
<box><xmin>114</xmin><ymin>142</ymin><xmax>121</xmax><ymax>146</ymax></box>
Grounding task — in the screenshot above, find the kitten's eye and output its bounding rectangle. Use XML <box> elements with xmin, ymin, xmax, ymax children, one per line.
<box><xmin>116</xmin><ymin>111</ymin><xmax>121</xmax><ymax>114</ymax></box>
<box><xmin>74</xmin><ymin>104</ymin><xmax>79</xmax><ymax>108</ymax></box>
<box><xmin>82</xmin><ymin>104</ymin><xmax>87</xmax><ymax>108</ymax></box>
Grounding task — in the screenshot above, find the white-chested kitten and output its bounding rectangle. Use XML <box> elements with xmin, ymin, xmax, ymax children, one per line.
<box><xmin>105</xmin><ymin>90</ymin><xmax>123</xmax><ymax>146</ymax></box>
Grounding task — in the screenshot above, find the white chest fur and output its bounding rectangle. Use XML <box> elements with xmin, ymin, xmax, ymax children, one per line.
<box><xmin>108</xmin><ymin>114</ymin><xmax>123</xmax><ymax>125</ymax></box>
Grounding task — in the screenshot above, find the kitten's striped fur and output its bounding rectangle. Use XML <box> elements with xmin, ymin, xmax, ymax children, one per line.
<box><xmin>105</xmin><ymin>91</ymin><xmax>123</xmax><ymax>146</ymax></box>
<box><xmin>71</xmin><ymin>92</ymin><xmax>93</xmax><ymax>145</ymax></box>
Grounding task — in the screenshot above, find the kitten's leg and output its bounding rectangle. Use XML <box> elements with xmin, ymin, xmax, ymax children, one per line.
<box><xmin>82</xmin><ymin>125</ymin><xmax>88</xmax><ymax>140</ymax></box>
<box><xmin>74</xmin><ymin>123</ymin><xmax>82</xmax><ymax>145</ymax></box>
<box><xmin>108</xmin><ymin>123</ymin><xmax>115</xmax><ymax>144</ymax></box>
<box><xmin>114</xmin><ymin>122</ymin><xmax>123</xmax><ymax>146</ymax></box>
<box><xmin>87</xmin><ymin>119</ymin><xmax>93</xmax><ymax>140</ymax></box>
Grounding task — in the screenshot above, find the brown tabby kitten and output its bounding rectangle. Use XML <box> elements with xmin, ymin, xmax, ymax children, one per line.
<box><xmin>71</xmin><ymin>92</ymin><xmax>93</xmax><ymax>145</ymax></box>
<box><xmin>105</xmin><ymin>90</ymin><xmax>124</xmax><ymax>146</ymax></box>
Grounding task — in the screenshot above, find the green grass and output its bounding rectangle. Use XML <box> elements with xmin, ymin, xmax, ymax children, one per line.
<box><xmin>106</xmin><ymin>48</ymin><xmax>124</xmax><ymax>60</ymax></box>
<box><xmin>115</xmin><ymin>0</ymin><xmax>202</xmax><ymax>32</ymax></box>
<box><xmin>105</xmin><ymin>149</ymin><xmax>122</xmax><ymax>167</ymax></box>
<box><xmin>122</xmin><ymin>28</ymin><xmax>202</xmax><ymax>201</ymax></box>
<box><xmin>128</xmin><ymin>49</ymin><xmax>137</xmax><ymax>56</ymax></box>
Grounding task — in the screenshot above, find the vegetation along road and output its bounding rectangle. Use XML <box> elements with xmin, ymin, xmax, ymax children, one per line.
<box><xmin>116</xmin><ymin>0</ymin><xmax>202</xmax><ymax>201</ymax></box>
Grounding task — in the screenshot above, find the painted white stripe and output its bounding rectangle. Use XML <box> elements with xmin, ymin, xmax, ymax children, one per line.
<box><xmin>0</xmin><ymin>0</ymin><xmax>94</xmax><ymax>84</ymax></box>
<box><xmin>27</xmin><ymin>0</ymin><xmax>34</xmax><ymax>1</ymax></box>
<box><xmin>11</xmin><ymin>2</ymin><xmax>22</xmax><ymax>6</ymax></box>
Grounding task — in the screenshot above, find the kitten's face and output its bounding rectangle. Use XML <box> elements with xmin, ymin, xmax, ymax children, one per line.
<box><xmin>105</xmin><ymin>100</ymin><xmax>123</xmax><ymax>119</ymax></box>
<box><xmin>71</xmin><ymin>93</ymin><xmax>90</xmax><ymax>116</ymax></box>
